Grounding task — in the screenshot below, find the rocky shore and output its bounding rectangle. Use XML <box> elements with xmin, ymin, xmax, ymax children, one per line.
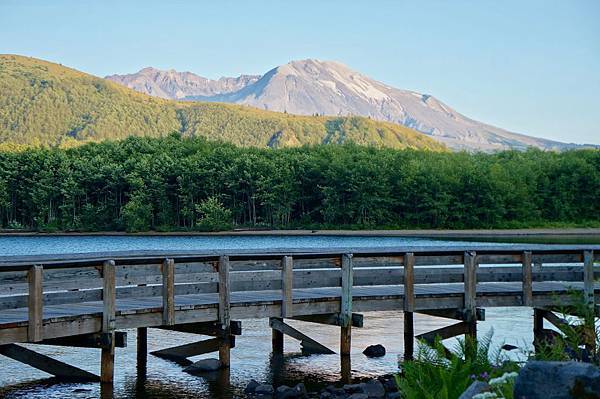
<box><xmin>243</xmin><ymin>375</ymin><xmax>399</xmax><ymax>399</ymax></box>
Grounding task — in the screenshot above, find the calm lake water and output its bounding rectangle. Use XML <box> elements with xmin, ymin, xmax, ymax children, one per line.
<box><xmin>0</xmin><ymin>234</ymin><xmax>592</xmax><ymax>398</ymax></box>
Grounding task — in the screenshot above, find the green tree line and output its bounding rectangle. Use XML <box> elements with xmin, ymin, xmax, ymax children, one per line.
<box><xmin>0</xmin><ymin>135</ymin><xmax>598</xmax><ymax>232</ymax></box>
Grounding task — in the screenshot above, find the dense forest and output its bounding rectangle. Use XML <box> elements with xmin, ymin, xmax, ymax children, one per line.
<box><xmin>0</xmin><ymin>55</ymin><xmax>443</xmax><ymax>151</ymax></box>
<box><xmin>0</xmin><ymin>135</ymin><xmax>598</xmax><ymax>232</ymax></box>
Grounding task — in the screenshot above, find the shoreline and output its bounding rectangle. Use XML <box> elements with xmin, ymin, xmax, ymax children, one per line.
<box><xmin>1</xmin><ymin>227</ymin><xmax>599</xmax><ymax>237</ymax></box>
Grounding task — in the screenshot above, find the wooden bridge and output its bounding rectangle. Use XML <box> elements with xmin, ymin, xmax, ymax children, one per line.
<box><xmin>0</xmin><ymin>245</ymin><xmax>598</xmax><ymax>394</ymax></box>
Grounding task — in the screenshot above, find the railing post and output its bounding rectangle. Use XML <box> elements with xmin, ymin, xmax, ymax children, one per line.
<box><xmin>403</xmin><ymin>252</ymin><xmax>415</xmax><ymax>360</ymax></box>
<box><xmin>282</xmin><ymin>256</ymin><xmax>293</xmax><ymax>318</ymax></box>
<box><xmin>583</xmin><ymin>250</ymin><xmax>596</xmax><ymax>353</ymax></box>
<box><xmin>28</xmin><ymin>265</ymin><xmax>43</xmax><ymax>343</ymax></box>
<box><xmin>162</xmin><ymin>258</ymin><xmax>175</xmax><ymax>326</ymax></box>
<box><xmin>340</xmin><ymin>254</ymin><xmax>353</xmax><ymax>356</ymax></box>
<box><xmin>464</xmin><ymin>251</ymin><xmax>477</xmax><ymax>339</ymax></box>
<box><xmin>101</xmin><ymin>259</ymin><xmax>116</xmax><ymax>386</ymax></box>
<box><xmin>583</xmin><ymin>250</ymin><xmax>594</xmax><ymax>306</ymax></box>
<box><xmin>218</xmin><ymin>255</ymin><xmax>231</xmax><ymax>367</ymax></box>
<box><xmin>522</xmin><ymin>251</ymin><xmax>533</xmax><ymax>307</ymax></box>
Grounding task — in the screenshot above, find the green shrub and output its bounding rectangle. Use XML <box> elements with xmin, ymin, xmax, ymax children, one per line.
<box><xmin>396</xmin><ymin>332</ymin><xmax>518</xmax><ymax>399</ymax></box>
<box><xmin>195</xmin><ymin>196</ymin><xmax>233</xmax><ymax>232</ymax></box>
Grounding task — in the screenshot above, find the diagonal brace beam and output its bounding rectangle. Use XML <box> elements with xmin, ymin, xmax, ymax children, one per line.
<box><xmin>0</xmin><ymin>344</ymin><xmax>99</xmax><ymax>381</ymax></box>
<box><xmin>269</xmin><ymin>317</ymin><xmax>335</xmax><ymax>354</ymax></box>
<box><xmin>151</xmin><ymin>336</ymin><xmax>235</xmax><ymax>364</ymax></box>
<box><xmin>416</xmin><ymin>322</ymin><xmax>470</xmax><ymax>345</ymax></box>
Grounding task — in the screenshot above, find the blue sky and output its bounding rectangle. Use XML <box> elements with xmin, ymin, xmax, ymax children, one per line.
<box><xmin>1</xmin><ymin>0</ymin><xmax>599</xmax><ymax>144</ymax></box>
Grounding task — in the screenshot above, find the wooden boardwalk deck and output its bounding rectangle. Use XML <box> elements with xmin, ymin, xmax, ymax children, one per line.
<box><xmin>0</xmin><ymin>245</ymin><xmax>598</xmax><ymax>392</ymax></box>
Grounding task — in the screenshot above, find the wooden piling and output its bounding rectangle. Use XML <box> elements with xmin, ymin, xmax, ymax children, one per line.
<box><xmin>137</xmin><ymin>327</ymin><xmax>147</xmax><ymax>380</ymax></box>
<box><xmin>218</xmin><ymin>255</ymin><xmax>231</xmax><ymax>367</ymax></box>
<box><xmin>101</xmin><ymin>260</ymin><xmax>116</xmax><ymax>385</ymax></box>
<box><xmin>340</xmin><ymin>254</ymin><xmax>353</xmax><ymax>356</ymax></box>
<box><xmin>464</xmin><ymin>251</ymin><xmax>477</xmax><ymax>339</ymax></box>
<box><xmin>403</xmin><ymin>252</ymin><xmax>415</xmax><ymax>360</ymax></box>
<box><xmin>272</xmin><ymin>318</ymin><xmax>284</xmax><ymax>353</ymax></box>
<box><xmin>583</xmin><ymin>250</ymin><xmax>596</xmax><ymax>352</ymax></box>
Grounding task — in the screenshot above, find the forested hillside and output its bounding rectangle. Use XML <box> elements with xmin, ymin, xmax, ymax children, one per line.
<box><xmin>0</xmin><ymin>135</ymin><xmax>598</xmax><ymax>232</ymax></box>
<box><xmin>0</xmin><ymin>55</ymin><xmax>444</xmax><ymax>151</ymax></box>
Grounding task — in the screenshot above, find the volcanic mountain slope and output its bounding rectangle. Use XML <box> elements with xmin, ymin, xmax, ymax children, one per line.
<box><xmin>0</xmin><ymin>54</ymin><xmax>445</xmax><ymax>151</ymax></box>
<box><xmin>106</xmin><ymin>67</ymin><xmax>260</xmax><ymax>100</ymax></box>
<box><xmin>107</xmin><ymin>59</ymin><xmax>577</xmax><ymax>151</ymax></box>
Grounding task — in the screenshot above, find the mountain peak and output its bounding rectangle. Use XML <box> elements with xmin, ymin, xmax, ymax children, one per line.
<box><xmin>106</xmin><ymin>59</ymin><xmax>573</xmax><ymax>151</ymax></box>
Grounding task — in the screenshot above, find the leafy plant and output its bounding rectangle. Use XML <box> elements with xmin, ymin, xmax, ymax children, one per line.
<box><xmin>396</xmin><ymin>332</ymin><xmax>518</xmax><ymax>399</ymax></box>
<box><xmin>528</xmin><ymin>290</ymin><xmax>599</xmax><ymax>365</ymax></box>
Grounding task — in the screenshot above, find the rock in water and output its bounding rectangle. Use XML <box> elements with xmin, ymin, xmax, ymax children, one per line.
<box><xmin>363</xmin><ymin>344</ymin><xmax>386</xmax><ymax>358</ymax></box>
<box><xmin>255</xmin><ymin>384</ymin><xmax>275</xmax><ymax>395</ymax></box>
<box><xmin>361</xmin><ymin>379</ymin><xmax>386</xmax><ymax>398</ymax></box>
<box><xmin>244</xmin><ymin>379</ymin><xmax>260</xmax><ymax>394</ymax></box>
<box><xmin>514</xmin><ymin>361</ymin><xmax>600</xmax><ymax>398</ymax></box>
<box><xmin>458</xmin><ymin>381</ymin><xmax>490</xmax><ymax>399</ymax></box>
<box><xmin>182</xmin><ymin>358</ymin><xmax>222</xmax><ymax>373</ymax></box>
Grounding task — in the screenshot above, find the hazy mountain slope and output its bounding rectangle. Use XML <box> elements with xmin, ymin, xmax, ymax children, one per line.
<box><xmin>106</xmin><ymin>67</ymin><xmax>260</xmax><ymax>100</ymax></box>
<box><xmin>108</xmin><ymin>59</ymin><xmax>575</xmax><ymax>151</ymax></box>
<box><xmin>0</xmin><ymin>55</ymin><xmax>445</xmax><ymax>151</ymax></box>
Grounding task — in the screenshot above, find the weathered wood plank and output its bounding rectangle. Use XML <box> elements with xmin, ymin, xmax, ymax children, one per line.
<box><xmin>27</xmin><ymin>265</ymin><xmax>43</xmax><ymax>342</ymax></box>
<box><xmin>162</xmin><ymin>258</ymin><xmax>175</xmax><ymax>326</ymax></box>
<box><xmin>281</xmin><ymin>256</ymin><xmax>293</xmax><ymax>317</ymax></box>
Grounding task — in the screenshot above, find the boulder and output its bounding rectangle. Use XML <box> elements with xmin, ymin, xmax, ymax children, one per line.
<box><xmin>245</xmin><ymin>379</ymin><xmax>260</xmax><ymax>394</ymax></box>
<box><xmin>255</xmin><ymin>384</ymin><xmax>275</xmax><ymax>395</ymax></box>
<box><xmin>381</xmin><ymin>377</ymin><xmax>398</xmax><ymax>392</ymax></box>
<box><xmin>458</xmin><ymin>381</ymin><xmax>490</xmax><ymax>399</ymax></box>
<box><xmin>343</xmin><ymin>384</ymin><xmax>363</xmax><ymax>393</ymax></box>
<box><xmin>363</xmin><ymin>344</ymin><xmax>386</xmax><ymax>358</ymax></box>
<box><xmin>361</xmin><ymin>379</ymin><xmax>386</xmax><ymax>398</ymax></box>
<box><xmin>182</xmin><ymin>358</ymin><xmax>221</xmax><ymax>373</ymax></box>
<box><xmin>514</xmin><ymin>361</ymin><xmax>600</xmax><ymax>398</ymax></box>
<box><xmin>348</xmin><ymin>394</ymin><xmax>369</xmax><ymax>399</ymax></box>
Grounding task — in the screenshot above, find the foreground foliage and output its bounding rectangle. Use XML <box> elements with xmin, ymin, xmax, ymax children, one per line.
<box><xmin>396</xmin><ymin>333</ymin><xmax>518</xmax><ymax>399</ymax></box>
<box><xmin>0</xmin><ymin>135</ymin><xmax>598</xmax><ymax>232</ymax></box>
